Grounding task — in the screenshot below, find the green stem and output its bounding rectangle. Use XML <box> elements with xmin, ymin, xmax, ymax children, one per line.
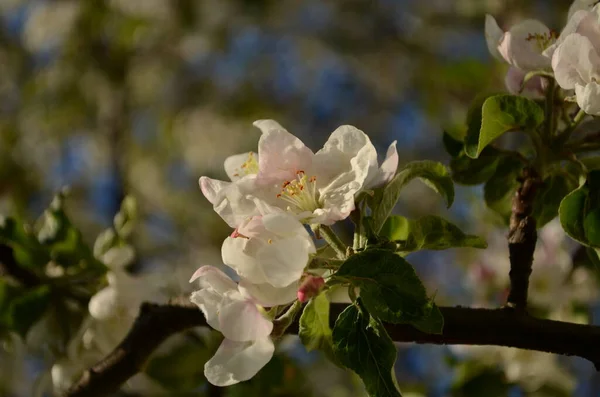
<box><xmin>544</xmin><ymin>79</ymin><xmax>556</xmax><ymax>139</ymax></box>
<box><xmin>271</xmin><ymin>300</ymin><xmax>303</xmax><ymax>338</ymax></box>
<box><xmin>318</xmin><ymin>225</ymin><xmax>347</xmax><ymax>260</ymax></box>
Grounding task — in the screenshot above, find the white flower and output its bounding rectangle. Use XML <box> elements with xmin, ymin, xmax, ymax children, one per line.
<box><xmin>549</xmin><ymin>9</ymin><xmax>600</xmax><ymax>114</ymax></box>
<box><xmin>201</xmin><ymin>120</ymin><xmax>396</xmax><ymax>226</ymax></box>
<box><xmin>222</xmin><ymin>213</ymin><xmax>316</xmax><ymax>288</ymax></box>
<box><xmin>504</xmin><ymin>66</ymin><xmax>548</xmax><ymax>98</ymax></box>
<box><xmin>190</xmin><ymin>266</ymin><xmax>294</xmax><ymax>386</ymax></box>
<box><xmin>568</xmin><ymin>0</ymin><xmax>600</xmax><ymax>20</ymax></box>
<box><xmin>485</xmin><ymin>15</ymin><xmax>555</xmax><ymax>71</ymax></box>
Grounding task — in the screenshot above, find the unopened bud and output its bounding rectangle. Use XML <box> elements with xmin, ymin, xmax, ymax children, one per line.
<box><xmin>297</xmin><ymin>275</ymin><xmax>325</xmax><ymax>302</ymax></box>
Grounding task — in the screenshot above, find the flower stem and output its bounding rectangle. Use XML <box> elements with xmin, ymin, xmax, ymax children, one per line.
<box><xmin>318</xmin><ymin>225</ymin><xmax>347</xmax><ymax>260</ymax></box>
<box><xmin>544</xmin><ymin>79</ymin><xmax>556</xmax><ymax>139</ymax></box>
<box><xmin>271</xmin><ymin>300</ymin><xmax>303</xmax><ymax>338</ymax></box>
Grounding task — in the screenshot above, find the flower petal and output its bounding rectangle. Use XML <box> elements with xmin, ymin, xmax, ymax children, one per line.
<box><xmin>576</xmin><ymin>82</ymin><xmax>600</xmax><ymax>115</ymax></box>
<box><xmin>254</xmin><ymin>120</ymin><xmax>314</xmax><ymax>184</ymax></box>
<box><xmin>218</xmin><ymin>298</ymin><xmax>273</xmax><ymax>341</ymax></box>
<box><xmin>204</xmin><ymin>337</ymin><xmax>274</xmax><ymax>386</ymax></box>
<box><xmin>199</xmin><ymin>176</ymin><xmax>260</xmax><ymax>228</ymax></box>
<box><xmin>239</xmin><ymin>279</ymin><xmax>299</xmax><ymax>306</ymax></box>
<box><xmin>364</xmin><ymin>140</ymin><xmax>399</xmax><ymax>189</ymax></box>
<box><xmin>88</xmin><ymin>286</ymin><xmax>118</xmax><ymax>320</ymax></box>
<box><xmin>222</xmin><ymin>236</ymin><xmax>269</xmax><ymax>284</ymax></box>
<box><xmin>498</xmin><ymin>19</ymin><xmax>552</xmax><ymax>70</ymax></box>
<box><xmin>257</xmin><ymin>237</ymin><xmax>313</xmax><ymax>287</ymax></box>
<box><xmin>224</xmin><ymin>152</ymin><xmax>258</xmax><ymax>181</ymax></box>
<box><xmin>552</xmin><ymin>33</ymin><xmax>600</xmax><ymax>89</ymax></box>
<box><xmin>485</xmin><ymin>14</ymin><xmax>504</xmax><ymax>60</ymax></box>
<box><xmin>261</xmin><ymin>212</ymin><xmax>310</xmax><ymax>238</ymax></box>
<box><xmin>190</xmin><ymin>289</ymin><xmax>223</xmax><ymax>331</ymax></box>
<box><xmin>190</xmin><ymin>265</ymin><xmax>237</xmax><ymax>292</ymax></box>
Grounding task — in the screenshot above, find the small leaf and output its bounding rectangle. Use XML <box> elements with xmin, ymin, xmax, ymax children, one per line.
<box><xmin>369</xmin><ymin>161</ymin><xmax>454</xmax><ymax>235</ymax></box>
<box><xmin>334</xmin><ymin>249</ymin><xmax>430</xmax><ymax>324</ymax></box>
<box><xmin>443</xmin><ymin>131</ymin><xmax>463</xmax><ymax>158</ymax></box>
<box><xmin>0</xmin><ymin>217</ymin><xmax>50</xmax><ymax>269</ymax></box>
<box><xmin>465</xmin><ymin>95</ymin><xmax>544</xmax><ymax>158</ymax></box>
<box><xmin>409</xmin><ymin>303</ymin><xmax>444</xmax><ymax>335</ymax></box>
<box><xmin>559</xmin><ymin>171</ymin><xmax>600</xmax><ymax>248</ymax></box>
<box><xmin>380</xmin><ymin>215</ymin><xmax>487</xmax><ymax>253</ymax></box>
<box><xmin>8</xmin><ymin>285</ymin><xmax>52</xmax><ymax>337</ymax></box>
<box><xmin>332</xmin><ymin>303</ymin><xmax>402</xmax><ymax>397</ymax></box>
<box><xmin>299</xmin><ymin>293</ymin><xmax>333</xmax><ymax>352</ymax></box>
<box><xmin>0</xmin><ymin>280</ymin><xmax>21</xmax><ymax>327</ymax></box>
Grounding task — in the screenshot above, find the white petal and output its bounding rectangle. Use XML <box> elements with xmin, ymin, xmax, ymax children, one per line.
<box><xmin>257</xmin><ymin>237</ymin><xmax>313</xmax><ymax>287</ymax></box>
<box><xmin>261</xmin><ymin>212</ymin><xmax>310</xmax><ymax>238</ymax></box>
<box><xmin>199</xmin><ymin>176</ymin><xmax>260</xmax><ymax>228</ymax></box>
<box><xmin>204</xmin><ymin>337</ymin><xmax>274</xmax><ymax>386</ymax></box>
<box><xmin>552</xmin><ymin>34</ymin><xmax>600</xmax><ymax>89</ymax></box>
<box><xmin>576</xmin><ymin>82</ymin><xmax>600</xmax><ymax>115</ymax></box>
<box><xmin>568</xmin><ymin>0</ymin><xmax>600</xmax><ymax>21</ymax></box>
<box><xmin>485</xmin><ymin>14</ymin><xmax>504</xmax><ymax>60</ymax></box>
<box><xmin>365</xmin><ymin>141</ymin><xmax>399</xmax><ymax>189</ymax></box>
<box><xmin>504</xmin><ymin>66</ymin><xmax>545</xmax><ymax>98</ymax></box>
<box><xmin>218</xmin><ymin>298</ymin><xmax>273</xmax><ymax>341</ymax></box>
<box><xmin>498</xmin><ymin>19</ymin><xmax>552</xmax><ymax>70</ymax></box>
<box><xmin>254</xmin><ymin>122</ymin><xmax>314</xmax><ymax>184</ymax></box>
<box><xmin>224</xmin><ymin>152</ymin><xmax>258</xmax><ymax>181</ymax></box>
<box><xmin>100</xmin><ymin>245</ymin><xmax>135</xmax><ymax>270</ymax></box>
<box><xmin>222</xmin><ymin>237</ymin><xmax>269</xmax><ymax>284</ymax></box>
<box><xmin>545</xmin><ymin>10</ymin><xmax>594</xmax><ymax>59</ymax></box>
<box><xmin>88</xmin><ymin>287</ymin><xmax>118</xmax><ymax>320</ymax></box>
<box><xmin>189</xmin><ymin>266</ymin><xmax>237</xmax><ymax>294</ymax></box>
<box><xmin>190</xmin><ymin>289</ymin><xmax>222</xmax><ymax>331</ymax></box>
<box><xmin>238</xmin><ymin>279</ymin><xmax>299</xmax><ymax>306</ymax></box>
<box><xmin>252</xmin><ymin>119</ymin><xmax>286</xmax><ymax>134</ymax></box>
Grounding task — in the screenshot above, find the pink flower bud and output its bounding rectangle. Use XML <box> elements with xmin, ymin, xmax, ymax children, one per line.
<box><xmin>297</xmin><ymin>275</ymin><xmax>325</xmax><ymax>302</ymax></box>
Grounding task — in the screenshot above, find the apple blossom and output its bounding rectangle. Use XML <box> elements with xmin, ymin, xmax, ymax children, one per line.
<box><xmin>200</xmin><ymin>120</ymin><xmax>397</xmax><ymax>226</ymax></box>
<box><xmin>296</xmin><ymin>275</ymin><xmax>325</xmax><ymax>302</ymax></box>
<box><xmin>485</xmin><ymin>15</ymin><xmax>556</xmax><ymax>71</ymax></box>
<box><xmin>190</xmin><ymin>266</ymin><xmax>296</xmax><ymax>386</ymax></box>
<box><xmin>221</xmin><ymin>212</ymin><xmax>316</xmax><ymax>288</ymax></box>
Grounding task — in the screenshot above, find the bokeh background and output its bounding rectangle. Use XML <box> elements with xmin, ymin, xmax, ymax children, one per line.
<box><xmin>1</xmin><ymin>0</ymin><xmax>599</xmax><ymax>396</ymax></box>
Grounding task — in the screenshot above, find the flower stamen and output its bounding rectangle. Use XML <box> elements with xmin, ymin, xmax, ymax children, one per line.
<box><xmin>276</xmin><ymin>171</ymin><xmax>320</xmax><ymax>212</ymax></box>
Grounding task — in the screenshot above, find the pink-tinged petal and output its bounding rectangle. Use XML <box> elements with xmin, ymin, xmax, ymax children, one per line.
<box><xmin>297</xmin><ymin>276</ymin><xmax>325</xmax><ymax>302</ymax></box>
<box><xmin>224</xmin><ymin>152</ymin><xmax>258</xmax><ymax>181</ymax></box>
<box><xmin>190</xmin><ymin>289</ymin><xmax>222</xmax><ymax>331</ymax></box>
<box><xmin>568</xmin><ymin>0</ymin><xmax>600</xmax><ymax>20</ymax></box>
<box><xmin>498</xmin><ymin>19</ymin><xmax>552</xmax><ymax>70</ymax></box>
<box><xmin>189</xmin><ymin>266</ymin><xmax>237</xmax><ymax>294</ymax></box>
<box><xmin>204</xmin><ymin>337</ymin><xmax>274</xmax><ymax>386</ymax></box>
<box><xmin>544</xmin><ymin>10</ymin><xmax>594</xmax><ymax>59</ymax></box>
<box><xmin>365</xmin><ymin>141</ymin><xmax>399</xmax><ymax>189</ymax></box>
<box><xmin>504</xmin><ymin>66</ymin><xmax>546</xmax><ymax>98</ymax></box>
<box><xmin>238</xmin><ymin>279</ymin><xmax>298</xmax><ymax>306</ymax></box>
<box><xmin>576</xmin><ymin>82</ymin><xmax>600</xmax><ymax>115</ymax></box>
<box><xmin>199</xmin><ymin>176</ymin><xmax>230</xmax><ymax>205</ymax></box>
<box><xmin>235</xmin><ymin>216</ymin><xmax>267</xmax><ymax>239</ymax></box>
<box><xmin>254</xmin><ymin>121</ymin><xmax>314</xmax><ymax>184</ymax></box>
<box><xmin>552</xmin><ymin>34</ymin><xmax>600</xmax><ymax>89</ymax></box>
<box><xmin>218</xmin><ymin>298</ymin><xmax>273</xmax><ymax>341</ymax></box>
<box><xmin>222</xmin><ymin>237</ymin><xmax>269</xmax><ymax>284</ymax></box>
<box><xmin>485</xmin><ymin>14</ymin><xmax>504</xmax><ymax>60</ymax></box>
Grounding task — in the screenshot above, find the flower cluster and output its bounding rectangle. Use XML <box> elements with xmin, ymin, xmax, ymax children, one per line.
<box><xmin>190</xmin><ymin>120</ymin><xmax>397</xmax><ymax>386</ymax></box>
<box><xmin>486</xmin><ymin>0</ymin><xmax>600</xmax><ymax>114</ymax></box>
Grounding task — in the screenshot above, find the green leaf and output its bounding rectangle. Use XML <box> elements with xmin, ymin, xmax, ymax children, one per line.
<box><xmin>334</xmin><ymin>249</ymin><xmax>429</xmax><ymax>324</ymax></box>
<box><xmin>443</xmin><ymin>131</ymin><xmax>463</xmax><ymax>158</ymax></box>
<box><xmin>532</xmin><ymin>174</ymin><xmax>577</xmax><ymax>228</ymax></box>
<box><xmin>299</xmin><ymin>293</ymin><xmax>333</xmax><ymax>352</ymax></box>
<box><xmin>0</xmin><ymin>217</ymin><xmax>50</xmax><ymax>269</ymax></box>
<box><xmin>113</xmin><ymin>195</ymin><xmax>138</xmax><ymax>238</ymax></box>
<box><xmin>332</xmin><ymin>303</ymin><xmax>402</xmax><ymax>397</ymax></box>
<box><xmin>559</xmin><ymin>171</ymin><xmax>600</xmax><ymax>248</ymax></box>
<box><xmin>380</xmin><ymin>215</ymin><xmax>487</xmax><ymax>253</ymax></box>
<box><xmin>465</xmin><ymin>95</ymin><xmax>544</xmax><ymax>158</ymax></box>
<box><xmin>450</xmin><ymin>148</ymin><xmax>502</xmax><ymax>186</ymax></box>
<box><xmin>581</xmin><ymin>157</ymin><xmax>600</xmax><ymax>170</ymax></box>
<box><xmin>369</xmin><ymin>161</ymin><xmax>454</xmax><ymax>234</ymax></box>
<box><xmin>0</xmin><ymin>280</ymin><xmax>21</xmax><ymax>327</ymax></box>
<box><xmin>483</xmin><ymin>156</ymin><xmax>524</xmax><ymax>220</ymax></box>
<box><xmin>8</xmin><ymin>285</ymin><xmax>52</xmax><ymax>337</ymax></box>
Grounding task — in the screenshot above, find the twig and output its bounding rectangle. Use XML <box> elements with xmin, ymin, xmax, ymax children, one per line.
<box><xmin>506</xmin><ymin>167</ymin><xmax>541</xmax><ymax>310</ymax></box>
<box><xmin>65</xmin><ymin>300</ymin><xmax>600</xmax><ymax>396</ymax></box>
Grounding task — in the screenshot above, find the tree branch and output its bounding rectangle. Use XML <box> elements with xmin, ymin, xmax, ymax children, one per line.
<box><xmin>65</xmin><ymin>300</ymin><xmax>600</xmax><ymax>397</ymax></box>
<box><xmin>506</xmin><ymin>167</ymin><xmax>541</xmax><ymax>310</ymax></box>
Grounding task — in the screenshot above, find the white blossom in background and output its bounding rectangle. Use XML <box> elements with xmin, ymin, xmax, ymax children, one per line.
<box><xmin>222</xmin><ymin>213</ymin><xmax>316</xmax><ymax>288</ymax></box>
<box><xmin>190</xmin><ymin>266</ymin><xmax>293</xmax><ymax>386</ymax></box>
<box><xmin>23</xmin><ymin>1</ymin><xmax>80</xmax><ymax>52</ymax></box>
<box><xmin>200</xmin><ymin>120</ymin><xmax>398</xmax><ymax>226</ymax></box>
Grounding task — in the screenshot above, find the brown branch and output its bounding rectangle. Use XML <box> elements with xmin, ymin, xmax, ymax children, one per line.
<box><xmin>506</xmin><ymin>167</ymin><xmax>541</xmax><ymax>310</ymax></box>
<box><xmin>65</xmin><ymin>300</ymin><xmax>600</xmax><ymax>397</ymax></box>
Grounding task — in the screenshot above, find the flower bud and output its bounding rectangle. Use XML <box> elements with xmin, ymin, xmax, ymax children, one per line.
<box><xmin>297</xmin><ymin>275</ymin><xmax>325</xmax><ymax>302</ymax></box>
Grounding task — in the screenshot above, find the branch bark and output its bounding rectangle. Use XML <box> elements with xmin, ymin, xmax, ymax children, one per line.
<box><xmin>506</xmin><ymin>167</ymin><xmax>541</xmax><ymax>310</ymax></box>
<box><xmin>65</xmin><ymin>299</ymin><xmax>600</xmax><ymax>397</ymax></box>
